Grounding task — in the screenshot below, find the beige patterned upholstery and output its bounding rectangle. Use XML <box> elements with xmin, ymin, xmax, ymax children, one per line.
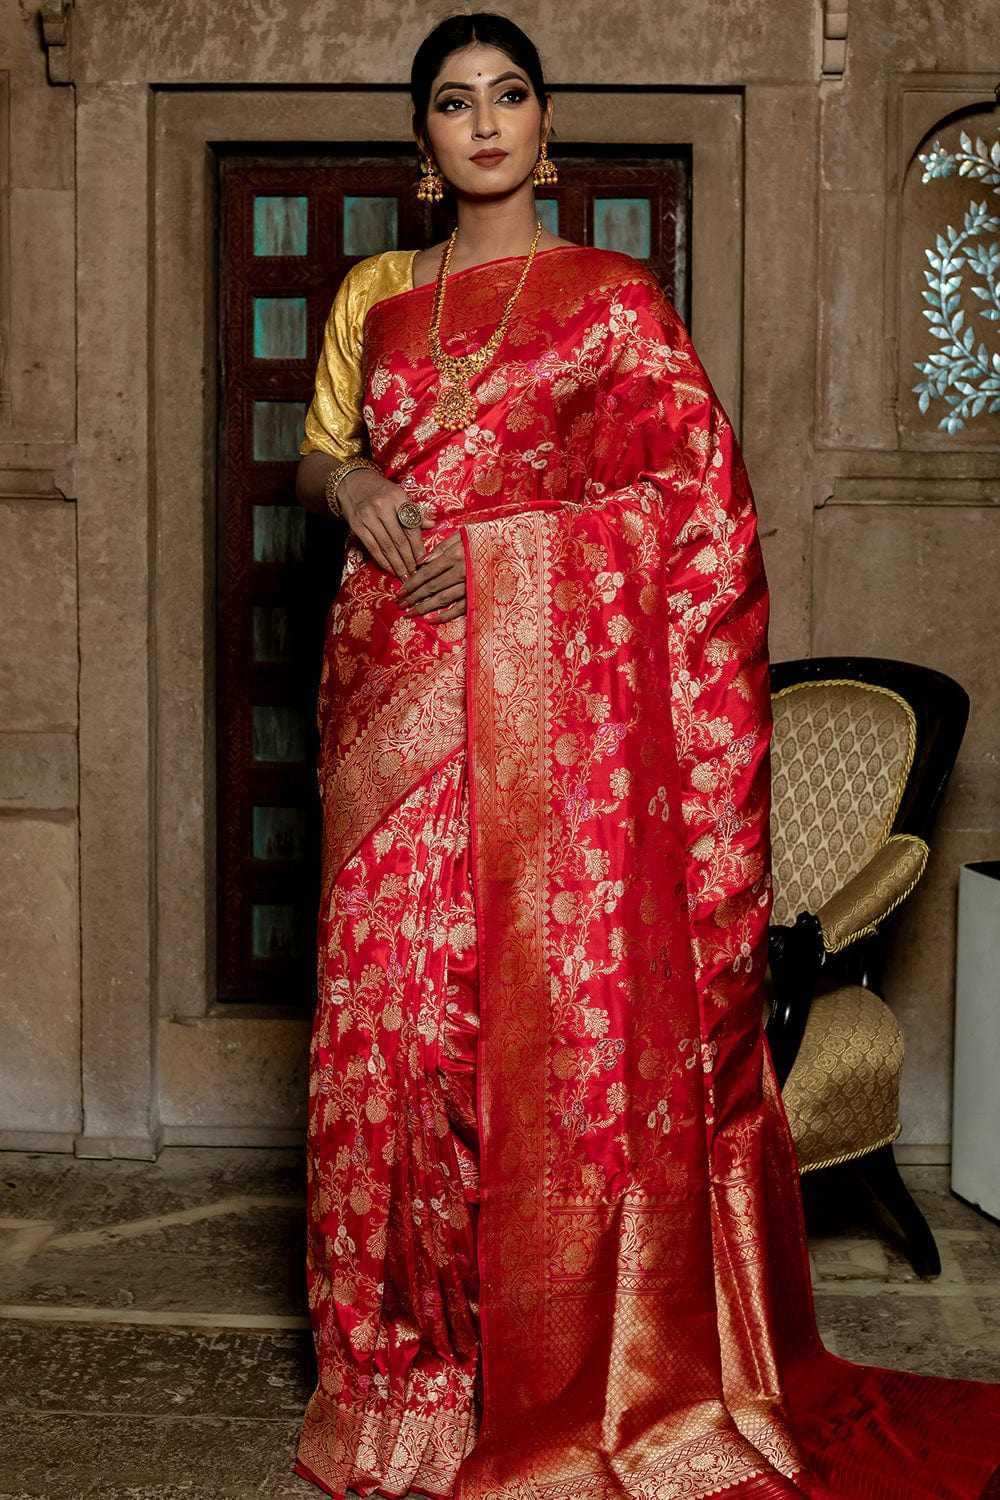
<box><xmin>770</xmin><ymin>681</ymin><xmax>916</xmax><ymax>929</ymax></box>
<box><xmin>781</xmin><ymin>985</ymin><xmax>904</xmax><ymax>1173</ymax></box>
<box><xmin>815</xmin><ymin>833</ymin><xmax>928</xmax><ymax>953</ymax></box>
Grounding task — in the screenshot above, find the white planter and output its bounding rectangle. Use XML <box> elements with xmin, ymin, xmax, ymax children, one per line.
<box><xmin>951</xmin><ymin>861</ymin><xmax>1000</xmax><ymax>1219</ymax></box>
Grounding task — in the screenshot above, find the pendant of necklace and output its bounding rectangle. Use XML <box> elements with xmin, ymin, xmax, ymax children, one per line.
<box><xmin>428</xmin><ymin>220</ymin><xmax>543</xmax><ymax>431</ymax></box>
<box><xmin>434</xmin><ymin>381</ymin><xmax>478</xmax><ymax>430</ymax></box>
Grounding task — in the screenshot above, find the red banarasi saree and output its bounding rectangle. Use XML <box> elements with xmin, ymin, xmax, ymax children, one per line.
<box><xmin>295</xmin><ymin>246</ymin><xmax>1000</xmax><ymax>1500</ymax></box>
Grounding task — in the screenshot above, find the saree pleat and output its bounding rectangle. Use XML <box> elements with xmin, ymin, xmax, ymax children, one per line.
<box><xmin>299</xmin><ymin>751</ymin><xmax>480</xmax><ymax>1498</ymax></box>
<box><xmin>298</xmin><ymin>246</ymin><xmax>1000</xmax><ymax>1500</ymax></box>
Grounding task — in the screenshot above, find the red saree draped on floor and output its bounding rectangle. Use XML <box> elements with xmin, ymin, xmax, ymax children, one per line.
<box><xmin>296</xmin><ymin>247</ymin><xmax>1000</xmax><ymax>1500</ymax></box>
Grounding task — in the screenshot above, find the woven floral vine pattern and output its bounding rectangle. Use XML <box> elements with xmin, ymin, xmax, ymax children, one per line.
<box><xmin>912</xmin><ymin>128</ymin><xmax>1000</xmax><ymax>433</ymax></box>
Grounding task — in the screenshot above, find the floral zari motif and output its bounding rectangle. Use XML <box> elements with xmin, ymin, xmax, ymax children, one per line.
<box><xmin>298</xmin><ymin>249</ymin><xmax>1000</xmax><ymax>1500</ymax></box>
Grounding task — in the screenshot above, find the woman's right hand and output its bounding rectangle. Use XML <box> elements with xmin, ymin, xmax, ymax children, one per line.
<box><xmin>337</xmin><ymin>468</ymin><xmax>432</xmax><ymax>580</ymax></box>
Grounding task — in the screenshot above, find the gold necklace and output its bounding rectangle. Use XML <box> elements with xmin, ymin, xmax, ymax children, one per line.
<box><xmin>429</xmin><ymin>220</ymin><xmax>543</xmax><ymax>431</ymax></box>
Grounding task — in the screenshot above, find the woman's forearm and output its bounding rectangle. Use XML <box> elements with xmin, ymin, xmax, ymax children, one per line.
<box><xmin>295</xmin><ymin>451</ymin><xmax>339</xmax><ymax>516</ymax></box>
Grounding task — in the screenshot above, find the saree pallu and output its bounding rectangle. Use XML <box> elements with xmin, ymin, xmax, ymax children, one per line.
<box><xmin>297</xmin><ymin>248</ymin><xmax>1000</xmax><ymax>1500</ymax></box>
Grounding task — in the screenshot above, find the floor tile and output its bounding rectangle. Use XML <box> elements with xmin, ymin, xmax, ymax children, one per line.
<box><xmin>2</xmin><ymin>1149</ymin><xmax>305</xmax><ymax>1235</ymax></box>
<box><xmin>2</xmin><ymin>1412</ymin><xmax>313</xmax><ymax>1498</ymax></box>
<box><xmin>0</xmin><ymin>1324</ymin><xmax>314</xmax><ymax>1419</ymax></box>
<box><xmin>5</xmin><ymin>1204</ymin><xmax>307</xmax><ymax>1316</ymax></box>
<box><xmin>1</xmin><ymin>1149</ymin><xmax>998</xmax><ymax>1498</ymax></box>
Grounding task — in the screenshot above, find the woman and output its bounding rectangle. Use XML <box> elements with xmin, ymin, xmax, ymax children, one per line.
<box><xmin>294</xmin><ymin>15</ymin><xmax>1000</xmax><ymax>1500</ymax></box>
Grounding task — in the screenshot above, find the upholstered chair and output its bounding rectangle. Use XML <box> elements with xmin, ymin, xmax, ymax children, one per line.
<box><xmin>766</xmin><ymin>657</ymin><xmax>970</xmax><ymax>1278</ymax></box>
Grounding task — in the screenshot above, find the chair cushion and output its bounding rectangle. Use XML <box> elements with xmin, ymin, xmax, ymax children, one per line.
<box><xmin>770</xmin><ymin>680</ymin><xmax>916</xmax><ymax>927</ymax></box>
<box><xmin>781</xmin><ymin>984</ymin><xmax>903</xmax><ymax>1173</ymax></box>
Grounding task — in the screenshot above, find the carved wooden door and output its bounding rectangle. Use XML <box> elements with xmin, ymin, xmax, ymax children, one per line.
<box><xmin>217</xmin><ymin>148</ymin><xmax>689</xmax><ymax>1006</ymax></box>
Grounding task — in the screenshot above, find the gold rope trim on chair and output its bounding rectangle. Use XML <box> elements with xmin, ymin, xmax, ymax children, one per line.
<box><xmin>816</xmin><ymin>833</ymin><xmax>930</xmax><ymax>955</ymax></box>
<box><xmin>798</xmin><ymin>1125</ymin><xmax>903</xmax><ymax>1176</ymax></box>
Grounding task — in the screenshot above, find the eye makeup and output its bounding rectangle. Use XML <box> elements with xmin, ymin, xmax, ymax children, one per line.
<box><xmin>436</xmin><ymin>86</ymin><xmax>530</xmax><ymax>114</ymax></box>
<box><xmin>432</xmin><ymin>69</ymin><xmax>532</xmax><ymax>103</ymax></box>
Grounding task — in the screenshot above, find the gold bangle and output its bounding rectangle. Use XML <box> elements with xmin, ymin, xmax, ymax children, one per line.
<box><xmin>325</xmin><ymin>458</ymin><xmax>379</xmax><ymax>518</ymax></box>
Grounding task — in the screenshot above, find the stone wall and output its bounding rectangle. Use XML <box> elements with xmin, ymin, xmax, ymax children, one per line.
<box><xmin>0</xmin><ymin>0</ymin><xmax>996</xmax><ymax>1158</ymax></box>
<box><xmin>0</xmin><ymin>7</ymin><xmax>80</xmax><ymax>1151</ymax></box>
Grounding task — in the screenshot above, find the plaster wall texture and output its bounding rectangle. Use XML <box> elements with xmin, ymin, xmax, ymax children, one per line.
<box><xmin>1</xmin><ymin>10</ymin><xmax>76</xmax><ymax>444</ymax></box>
<box><xmin>157</xmin><ymin>1018</ymin><xmax>309</xmax><ymax>1141</ymax></box>
<box><xmin>0</xmin><ymin>500</ymin><xmax>77</xmax><ymax>731</ymax></box>
<box><xmin>74</xmin><ymin>81</ymin><xmax>159</xmax><ymax>1159</ymax></box>
<box><xmin>0</xmin><ymin>0</ymin><xmax>997</xmax><ymax>1157</ymax></box>
<box><xmin>742</xmin><ymin>83</ymin><xmax>818</xmax><ymax>659</ymax></box>
<box><xmin>0</xmin><ymin>495</ymin><xmax>80</xmax><ymax>1148</ymax></box>
<box><xmin>0</xmin><ymin>815</ymin><xmax>81</xmax><ymax>1142</ymax></box>
<box><xmin>72</xmin><ymin>0</ymin><xmax>816</xmax><ymax>87</ymax></box>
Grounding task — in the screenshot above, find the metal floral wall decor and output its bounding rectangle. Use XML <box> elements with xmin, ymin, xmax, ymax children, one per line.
<box><xmin>913</xmin><ymin>128</ymin><xmax>1000</xmax><ymax>433</ymax></box>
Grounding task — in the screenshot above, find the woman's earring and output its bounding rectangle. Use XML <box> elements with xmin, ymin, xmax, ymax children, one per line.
<box><xmin>417</xmin><ymin>156</ymin><xmax>445</xmax><ymax>203</ymax></box>
<box><xmin>532</xmin><ymin>140</ymin><xmax>558</xmax><ymax>187</ymax></box>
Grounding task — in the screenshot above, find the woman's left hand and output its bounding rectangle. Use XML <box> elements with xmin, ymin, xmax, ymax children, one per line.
<box><xmin>397</xmin><ymin>532</ymin><xmax>467</xmax><ymax>622</ymax></box>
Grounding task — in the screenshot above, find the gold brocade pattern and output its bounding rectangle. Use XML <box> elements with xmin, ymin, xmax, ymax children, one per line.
<box><xmin>770</xmin><ymin>681</ymin><xmax>916</xmax><ymax>928</ymax></box>
<box><xmin>782</xmin><ymin>984</ymin><xmax>904</xmax><ymax>1173</ymax></box>
<box><xmin>316</xmin><ymin>563</ymin><xmax>467</xmax><ymax>883</ymax></box>
<box><xmin>815</xmin><ymin>833</ymin><xmax>929</xmax><ymax>954</ymax></box>
<box><xmin>459</xmin><ymin>299</ymin><xmax>799</xmax><ymax>1491</ymax></box>
<box><xmin>301</xmin><ymin>753</ymin><xmax>481</xmax><ymax>1499</ymax></box>
<box><xmin>299</xmin><ymin>248</ymin><xmax>1000</xmax><ymax>1500</ymax></box>
<box><xmin>465</xmin><ymin>511</ymin><xmax>551</xmax><ymax>1359</ymax></box>
<box><xmin>298</xmin><ymin>1380</ymin><xmax>477</xmax><ymax>1499</ymax></box>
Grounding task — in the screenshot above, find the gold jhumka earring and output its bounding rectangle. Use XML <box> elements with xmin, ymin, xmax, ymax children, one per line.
<box><xmin>417</xmin><ymin>156</ymin><xmax>445</xmax><ymax>202</ymax></box>
<box><xmin>532</xmin><ymin>140</ymin><xmax>558</xmax><ymax>186</ymax></box>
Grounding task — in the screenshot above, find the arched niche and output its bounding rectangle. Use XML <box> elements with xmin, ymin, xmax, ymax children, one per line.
<box><xmin>897</xmin><ymin>99</ymin><xmax>1000</xmax><ymax>449</ymax></box>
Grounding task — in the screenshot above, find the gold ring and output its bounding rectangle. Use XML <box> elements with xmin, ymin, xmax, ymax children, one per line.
<box><xmin>396</xmin><ymin>501</ymin><xmax>424</xmax><ymax>530</ymax></box>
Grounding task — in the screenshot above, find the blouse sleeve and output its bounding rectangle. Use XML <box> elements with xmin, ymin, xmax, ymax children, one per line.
<box><xmin>300</xmin><ymin>256</ymin><xmax>380</xmax><ymax>460</ymax></box>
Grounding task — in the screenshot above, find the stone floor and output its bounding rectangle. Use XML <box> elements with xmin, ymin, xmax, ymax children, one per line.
<box><xmin>1</xmin><ymin>1149</ymin><xmax>998</xmax><ymax>1499</ymax></box>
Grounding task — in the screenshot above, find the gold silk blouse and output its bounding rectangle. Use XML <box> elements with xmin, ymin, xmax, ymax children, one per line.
<box><xmin>300</xmin><ymin>251</ymin><xmax>420</xmax><ymax>461</ymax></box>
